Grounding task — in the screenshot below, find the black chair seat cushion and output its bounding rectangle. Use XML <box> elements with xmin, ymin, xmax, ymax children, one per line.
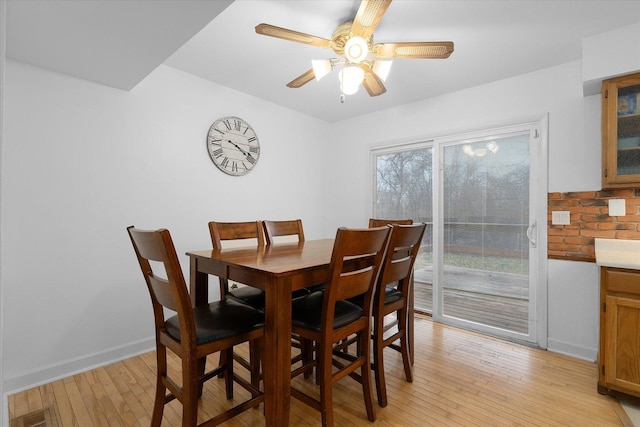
<box><xmin>348</xmin><ymin>283</ymin><xmax>403</xmax><ymax>307</ymax></box>
<box><xmin>305</xmin><ymin>283</ymin><xmax>326</xmax><ymax>293</ymax></box>
<box><xmin>382</xmin><ymin>285</ymin><xmax>403</xmax><ymax>305</ymax></box>
<box><xmin>164</xmin><ymin>299</ymin><xmax>265</xmax><ymax>345</ymax></box>
<box><xmin>291</xmin><ymin>291</ymin><xmax>363</xmax><ymax>331</ymax></box>
<box><xmin>226</xmin><ymin>286</ymin><xmax>266</xmax><ymax>309</ymax></box>
<box><xmin>227</xmin><ymin>285</ymin><xmax>309</xmax><ymax>309</ymax></box>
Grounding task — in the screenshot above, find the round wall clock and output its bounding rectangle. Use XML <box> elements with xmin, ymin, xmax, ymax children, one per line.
<box><xmin>207</xmin><ymin>116</ymin><xmax>260</xmax><ymax>176</ymax></box>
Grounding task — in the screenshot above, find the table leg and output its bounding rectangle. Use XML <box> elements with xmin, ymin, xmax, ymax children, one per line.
<box><xmin>189</xmin><ymin>257</ymin><xmax>209</xmax><ymax>395</ymax></box>
<box><xmin>263</xmin><ymin>277</ymin><xmax>292</xmax><ymax>426</ymax></box>
<box><xmin>189</xmin><ymin>257</ymin><xmax>209</xmax><ymax>307</ymax></box>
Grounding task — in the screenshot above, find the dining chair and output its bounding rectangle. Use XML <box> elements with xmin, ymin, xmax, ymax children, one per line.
<box><xmin>289</xmin><ymin>226</ymin><xmax>391</xmax><ymax>427</ymax></box>
<box><xmin>367</xmin><ymin>218</ymin><xmax>415</xmax><ymax>362</ymax></box>
<box><xmin>369</xmin><ymin>223</ymin><xmax>426</xmax><ymax>407</ymax></box>
<box><xmin>127</xmin><ymin>226</ymin><xmax>264</xmax><ymax>427</ymax></box>
<box><xmin>262</xmin><ymin>219</ymin><xmax>312</xmax><ymax>367</ymax></box>
<box><xmin>336</xmin><ymin>217</ymin><xmax>413</xmax><ymax>354</ymax></box>
<box><xmin>263</xmin><ymin>219</ymin><xmax>305</xmax><ymax>244</ymax></box>
<box><xmin>208</xmin><ymin>220</ymin><xmax>268</xmax><ymax>381</ymax></box>
<box><xmin>208</xmin><ymin>220</ymin><xmax>266</xmax><ymax>309</ymax></box>
<box><xmin>263</xmin><ymin>218</ymin><xmax>315</xmax><ymax>294</ymax></box>
<box><xmin>368</xmin><ymin>218</ymin><xmax>413</xmax><ymax>227</ymax></box>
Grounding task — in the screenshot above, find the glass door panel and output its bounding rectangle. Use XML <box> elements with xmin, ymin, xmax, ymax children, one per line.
<box><xmin>373</xmin><ymin>146</ymin><xmax>433</xmax><ymax>312</ymax></box>
<box><xmin>442</xmin><ymin>133</ymin><xmax>530</xmax><ymax>334</ymax></box>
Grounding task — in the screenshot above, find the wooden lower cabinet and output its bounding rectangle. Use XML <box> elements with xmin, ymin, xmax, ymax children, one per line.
<box><xmin>598</xmin><ymin>267</ymin><xmax>640</xmax><ymax>399</ymax></box>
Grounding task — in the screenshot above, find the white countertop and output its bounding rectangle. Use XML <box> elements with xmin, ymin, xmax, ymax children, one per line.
<box><xmin>595</xmin><ymin>238</ymin><xmax>640</xmax><ymax>270</ymax></box>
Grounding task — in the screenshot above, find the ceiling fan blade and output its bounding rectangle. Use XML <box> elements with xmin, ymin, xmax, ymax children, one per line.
<box><xmin>351</xmin><ymin>0</ymin><xmax>392</xmax><ymax>39</ymax></box>
<box><xmin>255</xmin><ymin>23</ymin><xmax>332</xmax><ymax>48</ymax></box>
<box><xmin>286</xmin><ymin>69</ymin><xmax>316</xmax><ymax>88</ymax></box>
<box><xmin>373</xmin><ymin>41</ymin><xmax>454</xmax><ymax>59</ymax></box>
<box><xmin>358</xmin><ymin>64</ymin><xmax>386</xmax><ymax>97</ymax></box>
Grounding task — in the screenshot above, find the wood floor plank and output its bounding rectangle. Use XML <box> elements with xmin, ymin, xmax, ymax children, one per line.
<box><xmin>7</xmin><ymin>317</ymin><xmax>631</xmax><ymax>426</ymax></box>
<box><xmin>25</xmin><ymin>386</ymin><xmax>43</xmax><ymax>413</ymax></box>
<box><xmin>51</xmin><ymin>379</ymin><xmax>77</xmax><ymax>426</ymax></box>
<box><xmin>61</xmin><ymin>376</ymin><xmax>100</xmax><ymax>426</ymax></box>
<box><xmin>10</xmin><ymin>388</ymin><xmax>29</xmax><ymax>420</ymax></box>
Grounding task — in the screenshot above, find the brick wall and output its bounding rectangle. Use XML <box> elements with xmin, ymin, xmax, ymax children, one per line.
<box><xmin>548</xmin><ymin>189</ymin><xmax>640</xmax><ymax>261</ymax></box>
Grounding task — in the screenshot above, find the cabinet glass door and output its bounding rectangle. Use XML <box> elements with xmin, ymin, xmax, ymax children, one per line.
<box><xmin>617</xmin><ymin>83</ymin><xmax>640</xmax><ymax>176</ymax></box>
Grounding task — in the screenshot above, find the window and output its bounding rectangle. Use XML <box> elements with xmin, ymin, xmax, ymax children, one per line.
<box><xmin>373</xmin><ymin>144</ymin><xmax>433</xmax><ymax>311</ymax></box>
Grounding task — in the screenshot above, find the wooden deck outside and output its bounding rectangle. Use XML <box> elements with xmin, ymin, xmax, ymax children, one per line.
<box><xmin>414</xmin><ymin>266</ymin><xmax>529</xmax><ymax>334</ymax></box>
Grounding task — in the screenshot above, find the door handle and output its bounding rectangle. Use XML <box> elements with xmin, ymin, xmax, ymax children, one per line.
<box><xmin>526</xmin><ymin>220</ymin><xmax>537</xmax><ymax>248</ymax></box>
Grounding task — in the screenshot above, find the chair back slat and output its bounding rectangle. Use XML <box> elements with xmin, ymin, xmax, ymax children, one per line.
<box><xmin>263</xmin><ymin>219</ymin><xmax>305</xmax><ymax>244</ymax></box>
<box><xmin>209</xmin><ymin>221</ymin><xmax>265</xmax><ymax>249</ymax></box>
<box><xmin>148</xmin><ymin>275</ymin><xmax>178</xmax><ymax>312</ymax></box>
<box><xmin>334</xmin><ymin>266</ymin><xmax>375</xmax><ymax>301</ymax></box>
<box><xmin>368</xmin><ymin>218</ymin><xmax>413</xmax><ymax>228</ymax></box>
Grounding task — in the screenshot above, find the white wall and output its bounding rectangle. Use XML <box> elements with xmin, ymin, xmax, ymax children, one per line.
<box><xmin>2</xmin><ymin>61</ymin><xmax>329</xmax><ymax>392</ymax></box>
<box><xmin>583</xmin><ymin>22</ymin><xmax>640</xmax><ymax>95</ymax></box>
<box><xmin>326</xmin><ymin>60</ymin><xmax>602</xmax><ymax>360</ymax></box>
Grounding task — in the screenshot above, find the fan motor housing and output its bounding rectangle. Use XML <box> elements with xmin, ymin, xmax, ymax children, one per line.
<box><xmin>331</xmin><ymin>22</ymin><xmax>373</xmax><ymax>57</ymax></box>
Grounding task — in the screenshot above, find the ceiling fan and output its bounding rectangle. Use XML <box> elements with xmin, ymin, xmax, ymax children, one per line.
<box><xmin>255</xmin><ymin>0</ymin><xmax>454</xmax><ymax>98</ymax></box>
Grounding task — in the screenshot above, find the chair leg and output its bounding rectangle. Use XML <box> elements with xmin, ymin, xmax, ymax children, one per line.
<box><xmin>249</xmin><ymin>339</ymin><xmax>262</xmax><ymax>393</ymax></box>
<box><xmin>251</xmin><ymin>338</ymin><xmax>264</xmax><ymax>410</ymax></box>
<box><xmin>151</xmin><ymin>346</ymin><xmax>167</xmax><ymax>427</ymax></box>
<box><xmin>217</xmin><ymin>351</ymin><xmax>226</xmax><ymax>378</ymax></box>
<box><xmin>223</xmin><ymin>348</ymin><xmax>234</xmax><ymax>400</ymax></box>
<box><xmin>183</xmin><ymin>358</ymin><xmax>199</xmax><ymax>427</ymax></box>
<box><xmin>398</xmin><ymin>308</ymin><xmax>413</xmax><ymax>383</ymax></box>
<box><xmin>300</xmin><ymin>338</ymin><xmax>313</xmax><ymax>379</ymax></box>
<box><xmin>373</xmin><ymin>321</ymin><xmax>388</xmax><ymax>407</ymax></box>
<box><xmin>359</xmin><ymin>331</ymin><xmax>376</xmax><ymax>422</ymax></box>
<box><xmin>319</xmin><ymin>344</ymin><xmax>334</xmax><ymax>427</ymax></box>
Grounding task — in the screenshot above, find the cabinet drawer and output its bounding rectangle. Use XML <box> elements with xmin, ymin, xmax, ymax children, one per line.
<box><xmin>604</xmin><ymin>268</ymin><xmax>640</xmax><ymax>295</ymax></box>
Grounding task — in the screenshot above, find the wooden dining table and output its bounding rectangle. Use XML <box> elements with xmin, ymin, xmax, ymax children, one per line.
<box><xmin>187</xmin><ymin>239</ymin><xmax>334</xmax><ymax>426</ymax></box>
<box><xmin>187</xmin><ymin>238</ymin><xmax>416</xmax><ymax>426</ymax></box>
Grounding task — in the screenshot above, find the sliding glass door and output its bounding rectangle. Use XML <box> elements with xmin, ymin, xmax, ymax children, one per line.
<box><xmin>440</xmin><ymin>130</ymin><xmax>532</xmax><ymax>337</ymax></box>
<box><xmin>372</xmin><ymin>119</ymin><xmax>547</xmax><ymax>346</ymax></box>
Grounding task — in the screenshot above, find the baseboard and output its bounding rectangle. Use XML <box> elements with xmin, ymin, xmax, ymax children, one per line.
<box><xmin>547</xmin><ymin>338</ymin><xmax>597</xmax><ymax>362</ymax></box>
<box><xmin>2</xmin><ymin>337</ymin><xmax>154</xmax><ymax>395</ymax></box>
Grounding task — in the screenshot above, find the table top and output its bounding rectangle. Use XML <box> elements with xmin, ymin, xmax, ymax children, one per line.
<box><xmin>187</xmin><ymin>238</ymin><xmax>335</xmax><ymax>276</ymax></box>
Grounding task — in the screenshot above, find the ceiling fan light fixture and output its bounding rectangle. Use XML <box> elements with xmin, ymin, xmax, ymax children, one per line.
<box><xmin>339</xmin><ymin>65</ymin><xmax>365</xmax><ymax>95</ymax></box>
<box><xmin>462</xmin><ymin>144</ymin><xmax>475</xmax><ymax>157</ymax></box>
<box><xmin>372</xmin><ymin>60</ymin><xmax>392</xmax><ymax>81</ymax></box>
<box><xmin>486</xmin><ymin>141</ymin><xmax>500</xmax><ymax>153</ymax></box>
<box><xmin>344</xmin><ymin>36</ymin><xmax>369</xmax><ymax>63</ymax></box>
<box><xmin>311</xmin><ymin>59</ymin><xmax>332</xmax><ymax>81</ymax></box>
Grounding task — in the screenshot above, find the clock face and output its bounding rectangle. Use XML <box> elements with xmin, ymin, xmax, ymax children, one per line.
<box><xmin>207</xmin><ymin>116</ymin><xmax>260</xmax><ymax>176</ymax></box>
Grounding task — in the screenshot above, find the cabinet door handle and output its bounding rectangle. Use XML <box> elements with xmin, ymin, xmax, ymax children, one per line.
<box><xmin>526</xmin><ymin>220</ymin><xmax>537</xmax><ymax>248</ymax></box>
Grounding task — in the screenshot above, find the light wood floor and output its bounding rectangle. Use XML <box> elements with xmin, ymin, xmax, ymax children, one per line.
<box><xmin>8</xmin><ymin>316</ymin><xmax>632</xmax><ymax>426</ymax></box>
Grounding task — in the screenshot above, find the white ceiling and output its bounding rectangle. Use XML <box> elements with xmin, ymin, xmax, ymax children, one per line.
<box><xmin>6</xmin><ymin>1</ymin><xmax>640</xmax><ymax>122</ymax></box>
<box><xmin>5</xmin><ymin>0</ymin><xmax>233</xmax><ymax>90</ymax></box>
